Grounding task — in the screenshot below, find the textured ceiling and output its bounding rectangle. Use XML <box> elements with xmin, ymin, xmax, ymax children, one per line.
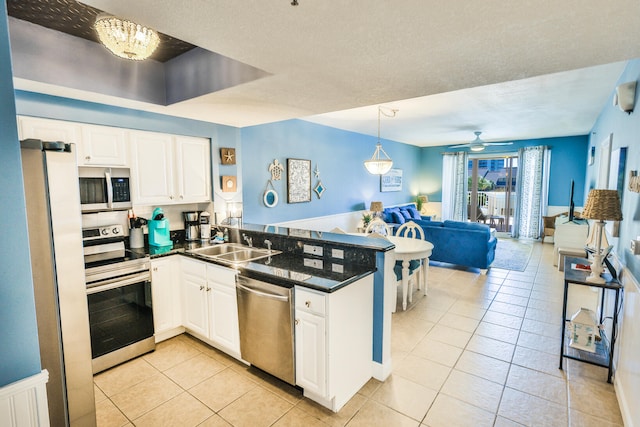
<box><xmin>6</xmin><ymin>0</ymin><xmax>195</xmax><ymax>62</ymax></box>
<box><xmin>11</xmin><ymin>1</ymin><xmax>640</xmax><ymax>147</ymax></box>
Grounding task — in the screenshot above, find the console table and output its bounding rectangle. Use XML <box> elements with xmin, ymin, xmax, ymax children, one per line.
<box><xmin>559</xmin><ymin>257</ymin><xmax>622</xmax><ymax>383</ymax></box>
<box><xmin>553</xmin><ymin>217</ymin><xmax>589</xmax><ymax>265</ymax></box>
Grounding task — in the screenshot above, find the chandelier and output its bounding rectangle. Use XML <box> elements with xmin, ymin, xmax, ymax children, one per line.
<box><xmin>364</xmin><ymin>106</ymin><xmax>397</xmax><ymax>175</ymax></box>
<box><xmin>94</xmin><ymin>14</ymin><xmax>160</xmax><ymax>61</ymax></box>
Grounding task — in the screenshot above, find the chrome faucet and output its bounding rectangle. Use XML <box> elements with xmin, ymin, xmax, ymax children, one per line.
<box><xmin>264</xmin><ymin>239</ymin><xmax>272</xmax><ymax>252</ymax></box>
<box><xmin>243</xmin><ymin>233</ymin><xmax>253</xmax><ymax>247</ymax></box>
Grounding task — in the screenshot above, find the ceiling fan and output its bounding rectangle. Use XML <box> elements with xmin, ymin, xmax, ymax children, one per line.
<box><xmin>449</xmin><ymin>131</ymin><xmax>514</xmax><ymax>152</ymax></box>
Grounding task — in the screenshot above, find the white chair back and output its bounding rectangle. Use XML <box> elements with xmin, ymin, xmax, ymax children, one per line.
<box><xmin>365</xmin><ymin>218</ymin><xmax>391</xmax><ymax>236</ymax></box>
<box><xmin>366</xmin><ymin>232</ymin><xmax>389</xmax><ymax>240</ymax></box>
<box><xmin>396</xmin><ymin>221</ymin><xmax>424</xmax><ymax>240</ymax></box>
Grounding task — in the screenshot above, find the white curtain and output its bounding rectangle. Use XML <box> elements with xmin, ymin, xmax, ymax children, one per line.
<box><xmin>442</xmin><ymin>152</ymin><xmax>468</xmax><ymax>221</ymax></box>
<box><xmin>513</xmin><ymin>146</ymin><xmax>550</xmax><ymax>238</ymax></box>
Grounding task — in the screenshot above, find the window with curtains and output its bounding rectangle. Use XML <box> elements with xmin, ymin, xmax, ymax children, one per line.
<box><xmin>442</xmin><ymin>152</ymin><xmax>468</xmax><ymax>221</ymax></box>
<box><xmin>513</xmin><ymin>146</ymin><xmax>550</xmax><ymax>238</ymax></box>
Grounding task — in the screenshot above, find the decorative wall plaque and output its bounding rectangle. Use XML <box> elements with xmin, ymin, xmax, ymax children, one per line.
<box><xmin>221</xmin><ymin>175</ymin><xmax>237</xmax><ymax>192</ymax></box>
<box><xmin>220</xmin><ymin>148</ymin><xmax>236</xmax><ymax>165</ymax></box>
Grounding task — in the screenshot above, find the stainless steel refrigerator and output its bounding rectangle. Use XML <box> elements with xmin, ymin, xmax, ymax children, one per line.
<box><xmin>20</xmin><ymin>139</ymin><xmax>96</xmax><ymax>426</ymax></box>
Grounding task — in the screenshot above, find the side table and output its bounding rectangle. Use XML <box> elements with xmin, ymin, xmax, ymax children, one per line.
<box><xmin>559</xmin><ymin>257</ymin><xmax>622</xmax><ymax>383</ymax></box>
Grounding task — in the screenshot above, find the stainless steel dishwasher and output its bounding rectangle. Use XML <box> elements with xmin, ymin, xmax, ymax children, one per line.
<box><xmin>236</xmin><ymin>276</ymin><xmax>295</xmax><ymax>385</ymax></box>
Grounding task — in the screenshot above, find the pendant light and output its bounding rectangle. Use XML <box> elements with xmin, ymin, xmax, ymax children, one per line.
<box><xmin>364</xmin><ymin>106</ymin><xmax>397</xmax><ymax>175</ymax></box>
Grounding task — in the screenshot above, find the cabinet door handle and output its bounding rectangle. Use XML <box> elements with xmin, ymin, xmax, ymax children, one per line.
<box><xmin>85</xmin><ymin>155</ymin><xmax>91</xmax><ymax>160</ymax></box>
<box><xmin>295</xmin><ymin>319</ymin><xmax>299</xmax><ymax>325</ymax></box>
<box><xmin>206</xmin><ymin>287</ymin><xmax>211</xmax><ymax>292</ymax></box>
<box><xmin>169</xmin><ymin>195</ymin><xmax>174</xmax><ymax>200</ymax></box>
<box><xmin>180</xmin><ymin>195</ymin><xmax>184</xmax><ymax>199</ymax></box>
<box><xmin>305</xmin><ymin>301</ymin><xmax>311</xmax><ymax>308</ymax></box>
<box><xmin>153</xmin><ymin>267</ymin><xmax>158</xmax><ymax>272</ymax></box>
<box><xmin>199</xmin><ymin>285</ymin><xmax>204</xmax><ymax>291</ymax></box>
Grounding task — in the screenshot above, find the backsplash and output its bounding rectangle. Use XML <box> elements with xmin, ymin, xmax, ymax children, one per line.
<box><xmin>81</xmin><ymin>202</ymin><xmax>213</xmax><ymax>235</ymax></box>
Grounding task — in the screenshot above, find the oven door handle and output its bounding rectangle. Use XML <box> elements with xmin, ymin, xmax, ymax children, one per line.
<box><xmin>87</xmin><ymin>272</ymin><xmax>150</xmax><ymax>294</ymax></box>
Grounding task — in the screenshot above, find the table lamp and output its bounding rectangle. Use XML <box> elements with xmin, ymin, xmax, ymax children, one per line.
<box><xmin>370</xmin><ymin>201</ymin><xmax>383</xmax><ymax>218</ymax></box>
<box><xmin>581</xmin><ymin>189</ymin><xmax>622</xmax><ymax>283</ymax></box>
<box><xmin>227</xmin><ymin>202</ymin><xmax>243</xmax><ymax>227</ymax></box>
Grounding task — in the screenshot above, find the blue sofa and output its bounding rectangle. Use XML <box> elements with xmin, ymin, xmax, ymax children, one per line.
<box><xmin>382</xmin><ymin>205</ymin><xmax>497</xmax><ymax>269</ymax></box>
<box><xmin>420</xmin><ymin>220</ymin><xmax>497</xmax><ymax>269</ymax></box>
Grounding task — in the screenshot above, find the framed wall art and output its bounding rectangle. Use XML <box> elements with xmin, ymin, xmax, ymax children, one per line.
<box><xmin>381</xmin><ymin>168</ymin><xmax>403</xmax><ymax>192</ymax></box>
<box><xmin>287</xmin><ymin>158</ymin><xmax>311</xmax><ymax>203</ymax></box>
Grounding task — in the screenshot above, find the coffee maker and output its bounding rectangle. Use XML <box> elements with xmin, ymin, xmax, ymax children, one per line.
<box><xmin>183</xmin><ymin>211</ymin><xmax>200</xmax><ymax>241</ymax></box>
<box><xmin>148</xmin><ymin>207</ymin><xmax>173</xmax><ymax>248</ymax></box>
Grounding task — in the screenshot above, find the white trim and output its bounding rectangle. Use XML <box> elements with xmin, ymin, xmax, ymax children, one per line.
<box><xmin>614</xmin><ymin>265</ymin><xmax>640</xmax><ymax>427</ymax></box>
<box><xmin>0</xmin><ymin>370</ymin><xmax>50</xmax><ymax>427</ymax></box>
<box><xmin>371</xmin><ymin>360</ymin><xmax>392</xmax><ymax>381</ymax></box>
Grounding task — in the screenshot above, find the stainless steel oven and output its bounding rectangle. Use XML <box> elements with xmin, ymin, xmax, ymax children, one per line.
<box><xmin>78</xmin><ymin>167</ymin><xmax>132</xmax><ymax>213</ymax></box>
<box><xmin>83</xmin><ymin>225</ymin><xmax>155</xmax><ymax>374</ymax></box>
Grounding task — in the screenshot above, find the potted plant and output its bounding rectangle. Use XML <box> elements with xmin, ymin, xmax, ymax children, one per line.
<box><xmin>361</xmin><ymin>212</ymin><xmax>373</xmax><ymax>228</ymax></box>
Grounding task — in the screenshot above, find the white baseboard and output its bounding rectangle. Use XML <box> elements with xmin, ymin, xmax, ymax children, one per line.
<box><xmin>0</xmin><ymin>370</ymin><xmax>50</xmax><ymax>427</ymax></box>
<box><xmin>155</xmin><ymin>326</ymin><xmax>185</xmax><ymax>343</ymax></box>
<box><xmin>614</xmin><ymin>266</ymin><xmax>640</xmax><ymax>427</ymax></box>
<box><xmin>371</xmin><ymin>360</ymin><xmax>392</xmax><ymax>382</ymax></box>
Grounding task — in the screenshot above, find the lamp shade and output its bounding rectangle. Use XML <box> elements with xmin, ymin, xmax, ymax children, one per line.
<box><xmin>582</xmin><ymin>189</ymin><xmax>623</xmax><ymax>221</ymax></box>
<box><xmin>369</xmin><ymin>201</ymin><xmax>383</xmax><ymax>212</ymax></box>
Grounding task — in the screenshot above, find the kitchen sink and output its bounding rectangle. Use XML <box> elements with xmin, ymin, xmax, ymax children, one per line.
<box><xmin>188</xmin><ymin>244</ymin><xmax>248</xmax><ymax>257</ymax></box>
<box><xmin>187</xmin><ymin>244</ymin><xmax>280</xmax><ymax>264</ymax></box>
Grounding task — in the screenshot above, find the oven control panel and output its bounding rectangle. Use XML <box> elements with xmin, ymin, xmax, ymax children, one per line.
<box><xmin>82</xmin><ymin>224</ymin><xmax>124</xmax><ymax>242</ymax></box>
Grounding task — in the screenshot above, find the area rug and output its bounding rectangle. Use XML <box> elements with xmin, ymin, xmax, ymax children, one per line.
<box><xmin>492</xmin><ymin>238</ymin><xmax>534</xmax><ymax>271</ymax></box>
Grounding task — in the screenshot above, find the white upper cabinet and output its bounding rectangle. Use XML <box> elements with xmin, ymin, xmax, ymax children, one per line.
<box><xmin>79</xmin><ymin>125</ymin><xmax>128</xmax><ymax>166</ymax></box>
<box><xmin>18</xmin><ymin>116</ymin><xmax>81</xmax><ymax>145</ymax></box>
<box><xmin>130</xmin><ymin>131</ymin><xmax>211</xmax><ymax>205</ymax></box>
<box><xmin>18</xmin><ymin>117</ymin><xmax>128</xmax><ymax>167</ymax></box>
<box><xmin>130</xmin><ymin>131</ymin><xmax>175</xmax><ymax>205</ymax></box>
<box><xmin>175</xmin><ymin>136</ymin><xmax>211</xmax><ymax>203</ymax></box>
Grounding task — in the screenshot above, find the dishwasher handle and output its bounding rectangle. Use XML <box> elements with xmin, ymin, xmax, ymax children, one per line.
<box><xmin>236</xmin><ymin>281</ymin><xmax>289</xmax><ymax>302</ymax></box>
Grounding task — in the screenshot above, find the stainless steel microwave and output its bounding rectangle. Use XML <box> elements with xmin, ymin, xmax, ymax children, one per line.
<box><xmin>78</xmin><ymin>167</ymin><xmax>132</xmax><ymax>213</ymax></box>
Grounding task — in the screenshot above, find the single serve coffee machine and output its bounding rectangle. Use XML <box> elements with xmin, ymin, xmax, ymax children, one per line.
<box><xmin>183</xmin><ymin>211</ymin><xmax>200</xmax><ymax>241</ymax></box>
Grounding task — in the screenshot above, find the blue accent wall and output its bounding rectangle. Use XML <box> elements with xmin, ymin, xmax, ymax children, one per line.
<box><xmin>589</xmin><ymin>59</ymin><xmax>640</xmax><ymax>282</ymax></box>
<box><xmin>0</xmin><ymin>2</ymin><xmax>42</xmax><ymax>387</ymax></box>
<box><xmin>414</xmin><ymin>136</ymin><xmax>588</xmax><ymax>206</ymax></box>
<box><xmin>241</xmin><ymin>119</ymin><xmax>422</xmax><ymax>224</ymax></box>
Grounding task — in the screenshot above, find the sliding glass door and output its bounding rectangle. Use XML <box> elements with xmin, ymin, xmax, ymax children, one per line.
<box><xmin>467</xmin><ymin>155</ymin><xmax>518</xmax><ymax>233</ymax></box>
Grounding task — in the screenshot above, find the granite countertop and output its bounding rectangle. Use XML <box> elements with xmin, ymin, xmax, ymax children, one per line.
<box><xmin>135</xmin><ymin>238</ymin><xmax>375</xmax><ymax>293</ymax></box>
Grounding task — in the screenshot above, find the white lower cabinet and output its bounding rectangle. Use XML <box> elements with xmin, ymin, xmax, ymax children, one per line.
<box><xmin>294</xmin><ymin>274</ymin><xmax>374</xmax><ymax>412</ymax></box>
<box><xmin>181</xmin><ymin>258</ymin><xmax>209</xmax><ymax>337</ymax></box>
<box><xmin>206</xmin><ymin>264</ymin><xmax>241</xmax><ymax>354</ymax></box>
<box><xmin>150</xmin><ymin>256</ymin><xmax>184</xmax><ymax>342</ymax></box>
<box><xmin>181</xmin><ymin>257</ymin><xmax>240</xmax><ymax>357</ymax></box>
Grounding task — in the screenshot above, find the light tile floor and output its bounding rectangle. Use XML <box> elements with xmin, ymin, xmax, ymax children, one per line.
<box><xmin>94</xmin><ymin>241</ymin><xmax>624</xmax><ymax>426</ymax></box>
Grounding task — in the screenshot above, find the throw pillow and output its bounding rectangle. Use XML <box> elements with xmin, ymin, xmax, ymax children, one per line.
<box><xmin>405</xmin><ymin>206</ymin><xmax>422</xmax><ymax>220</ymax></box>
<box><xmin>399</xmin><ymin>208</ymin><xmax>412</xmax><ymax>221</ymax></box>
<box><xmin>390</xmin><ymin>211</ymin><xmax>406</xmax><ymax>225</ymax></box>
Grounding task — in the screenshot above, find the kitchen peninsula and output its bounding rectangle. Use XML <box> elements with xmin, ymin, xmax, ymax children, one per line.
<box><xmin>146</xmin><ymin>223</ymin><xmax>395</xmax><ymax>412</ymax></box>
